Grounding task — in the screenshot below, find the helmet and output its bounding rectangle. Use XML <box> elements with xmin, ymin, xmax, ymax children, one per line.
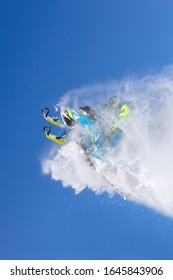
<box><xmin>61</xmin><ymin>107</ymin><xmax>75</xmax><ymax>127</ymax></box>
<box><xmin>108</xmin><ymin>96</ymin><xmax>120</xmax><ymax>107</ymax></box>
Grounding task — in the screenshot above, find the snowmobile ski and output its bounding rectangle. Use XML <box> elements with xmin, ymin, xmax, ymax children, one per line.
<box><xmin>42</xmin><ymin>108</ymin><xmax>64</xmax><ymax>128</ymax></box>
<box><xmin>43</xmin><ymin>126</ymin><xmax>66</xmax><ymax>145</ymax></box>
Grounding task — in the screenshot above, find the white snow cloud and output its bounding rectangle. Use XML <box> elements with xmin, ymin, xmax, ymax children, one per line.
<box><xmin>42</xmin><ymin>65</ymin><xmax>173</xmax><ymax>217</ymax></box>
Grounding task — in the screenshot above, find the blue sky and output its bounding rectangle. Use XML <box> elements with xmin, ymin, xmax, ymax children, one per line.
<box><xmin>1</xmin><ymin>0</ymin><xmax>173</xmax><ymax>259</ymax></box>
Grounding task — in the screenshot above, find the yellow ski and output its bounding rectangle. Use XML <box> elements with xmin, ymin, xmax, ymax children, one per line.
<box><xmin>43</xmin><ymin>126</ymin><xmax>66</xmax><ymax>145</ymax></box>
<box><xmin>42</xmin><ymin>108</ymin><xmax>64</xmax><ymax>128</ymax></box>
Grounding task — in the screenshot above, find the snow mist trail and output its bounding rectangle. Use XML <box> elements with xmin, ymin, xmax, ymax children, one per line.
<box><xmin>42</xmin><ymin>66</ymin><xmax>173</xmax><ymax>217</ymax></box>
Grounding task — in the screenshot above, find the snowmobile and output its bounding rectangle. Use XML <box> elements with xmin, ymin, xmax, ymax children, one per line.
<box><xmin>42</xmin><ymin>97</ymin><xmax>131</xmax><ymax>165</ymax></box>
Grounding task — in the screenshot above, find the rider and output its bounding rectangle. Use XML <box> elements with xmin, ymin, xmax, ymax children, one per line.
<box><xmin>100</xmin><ymin>95</ymin><xmax>131</xmax><ymax>146</ymax></box>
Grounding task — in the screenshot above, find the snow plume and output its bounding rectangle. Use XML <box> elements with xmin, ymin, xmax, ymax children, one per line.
<box><xmin>42</xmin><ymin>66</ymin><xmax>173</xmax><ymax>217</ymax></box>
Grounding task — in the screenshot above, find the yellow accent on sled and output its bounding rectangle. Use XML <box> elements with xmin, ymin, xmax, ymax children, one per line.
<box><xmin>66</xmin><ymin>107</ymin><xmax>74</xmax><ymax>120</ymax></box>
